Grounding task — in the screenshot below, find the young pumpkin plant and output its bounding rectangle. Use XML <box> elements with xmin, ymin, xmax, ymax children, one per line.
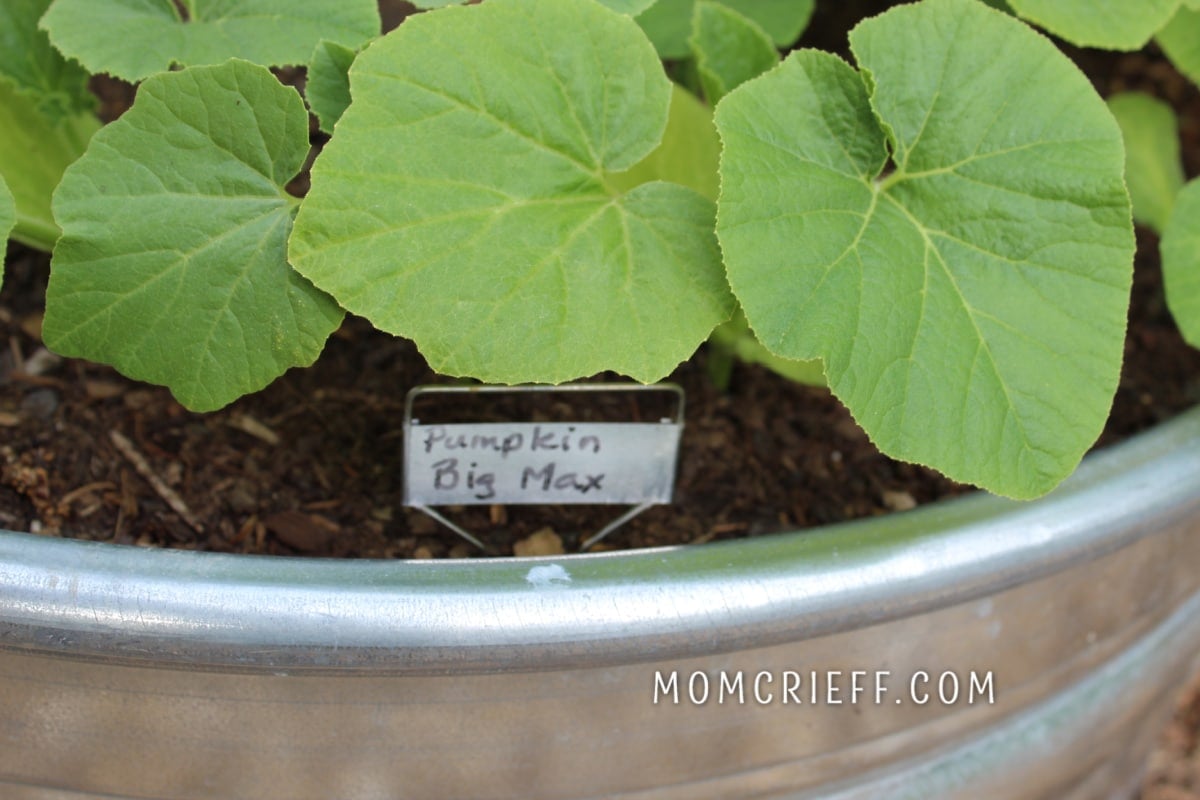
<box><xmin>3</xmin><ymin>0</ymin><xmax>1146</xmax><ymax>502</ymax></box>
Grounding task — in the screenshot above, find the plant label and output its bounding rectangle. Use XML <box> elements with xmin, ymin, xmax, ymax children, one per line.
<box><xmin>403</xmin><ymin>385</ymin><xmax>683</xmax><ymax>506</ymax></box>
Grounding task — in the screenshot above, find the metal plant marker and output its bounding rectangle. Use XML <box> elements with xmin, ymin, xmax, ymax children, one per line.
<box><xmin>402</xmin><ymin>383</ymin><xmax>685</xmax><ymax>552</ymax></box>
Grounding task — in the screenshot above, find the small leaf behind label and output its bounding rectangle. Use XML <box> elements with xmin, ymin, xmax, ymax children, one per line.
<box><xmin>1107</xmin><ymin>92</ymin><xmax>1184</xmax><ymax>233</ymax></box>
<box><xmin>709</xmin><ymin>311</ymin><xmax>825</xmax><ymax>386</ymax></box>
<box><xmin>1162</xmin><ymin>179</ymin><xmax>1200</xmax><ymax>349</ymax></box>
<box><xmin>292</xmin><ymin>0</ymin><xmax>733</xmax><ymax>385</ymax></box>
<box><xmin>44</xmin><ymin>60</ymin><xmax>344</xmax><ymax>412</ymax></box>
<box><xmin>716</xmin><ymin>0</ymin><xmax>1134</xmax><ymax>499</ymax></box>
<box><xmin>606</xmin><ymin>83</ymin><xmax>721</xmax><ymax>202</ymax></box>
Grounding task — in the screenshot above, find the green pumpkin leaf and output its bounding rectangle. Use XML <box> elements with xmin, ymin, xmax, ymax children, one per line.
<box><xmin>689</xmin><ymin>1</ymin><xmax>779</xmax><ymax>105</ymax></box>
<box><xmin>1107</xmin><ymin>92</ymin><xmax>1184</xmax><ymax>233</ymax></box>
<box><xmin>1006</xmin><ymin>0</ymin><xmax>1179</xmax><ymax>50</ymax></box>
<box><xmin>40</xmin><ymin>0</ymin><xmax>380</xmax><ymax>82</ymax></box>
<box><xmin>307</xmin><ymin>40</ymin><xmax>357</xmax><ymax>135</ymax></box>
<box><xmin>43</xmin><ymin>60</ymin><xmax>344</xmax><ymax>412</ymax></box>
<box><xmin>1157</xmin><ymin>8</ymin><xmax>1200</xmax><ymax>88</ymax></box>
<box><xmin>0</xmin><ymin>78</ymin><xmax>99</xmax><ymax>251</ymax></box>
<box><xmin>291</xmin><ymin>0</ymin><xmax>733</xmax><ymax>385</ymax></box>
<box><xmin>1162</xmin><ymin>179</ymin><xmax>1200</xmax><ymax>349</ymax></box>
<box><xmin>637</xmin><ymin>0</ymin><xmax>813</xmax><ymax>59</ymax></box>
<box><xmin>0</xmin><ymin>0</ymin><xmax>94</xmax><ymax>120</ymax></box>
<box><xmin>715</xmin><ymin>0</ymin><xmax>1134</xmax><ymax>499</ymax></box>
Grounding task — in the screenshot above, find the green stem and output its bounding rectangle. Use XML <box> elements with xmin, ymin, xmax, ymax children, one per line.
<box><xmin>12</xmin><ymin>213</ymin><xmax>59</xmax><ymax>252</ymax></box>
<box><xmin>876</xmin><ymin>170</ymin><xmax>904</xmax><ymax>193</ymax></box>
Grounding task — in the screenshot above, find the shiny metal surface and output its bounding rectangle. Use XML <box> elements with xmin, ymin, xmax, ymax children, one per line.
<box><xmin>0</xmin><ymin>407</ymin><xmax>1198</xmax><ymax>798</ymax></box>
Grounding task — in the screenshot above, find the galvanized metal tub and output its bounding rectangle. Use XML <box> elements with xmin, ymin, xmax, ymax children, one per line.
<box><xmin>1</xmin><ymin>406</ymin><xmax>1199</xmax><ymax>799</ymax></box>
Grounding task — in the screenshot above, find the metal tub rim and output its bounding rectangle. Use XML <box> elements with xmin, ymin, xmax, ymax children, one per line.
<box><xmin>1</xmin><ymin>406</ymin><xmax>1198</xmax><ymax>674</ymax></box>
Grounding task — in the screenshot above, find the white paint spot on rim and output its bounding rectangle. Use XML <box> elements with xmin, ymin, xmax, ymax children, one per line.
<box><xmin>526</xmin><ymin>564</ymin><xmax>572</xmax><ymax>587</ymax></box>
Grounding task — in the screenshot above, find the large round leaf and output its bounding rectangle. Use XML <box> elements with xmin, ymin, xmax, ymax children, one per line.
<box><xmin>291</xmin><ymin>0</ymin><xmax>733</xmax><ymax>385</ymax></box>
<box><xmin>40</xmin><ymin>0</ymin><xmax>380</xmax><ymax>82</ymax></box>
<box><xmin>715</xmin><ymin>0</ymin><xmax>1134</xmax><ymax>499</ymax></box>
<box><xmin>44</xmin><ymin>60</ymin><xmax>344</xmax><ymax>412</ymax></box>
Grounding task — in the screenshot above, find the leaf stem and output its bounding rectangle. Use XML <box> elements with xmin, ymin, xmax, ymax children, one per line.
<box><xmin>12</xmin><ymin>213</ymin><xmax>59</xmax><ymax>252</ymax></box>
<box><xmin>875</xmin><ymin>170</ymin><xmax>905</xmax><ymax>193</ymax></box>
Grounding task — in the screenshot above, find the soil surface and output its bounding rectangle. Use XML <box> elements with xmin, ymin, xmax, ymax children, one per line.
<box><xmin>3</xmin><ymin>231</ymin><xmax>1197</xmax><ymax>559</ymax></box>
<box><xmin>3</xmin><ymin>223</ymin><xmax>1198</xmax><ymax>559</ymax></box>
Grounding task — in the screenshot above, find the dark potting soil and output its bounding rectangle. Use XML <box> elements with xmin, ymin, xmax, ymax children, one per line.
<box><xmin>1</xmin><ymin>224</ymin><xmax>1198</xmax><ymax>558</ymax></box>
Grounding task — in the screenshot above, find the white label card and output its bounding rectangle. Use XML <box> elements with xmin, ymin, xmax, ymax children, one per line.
<box><xmin>404</xmin><ymin>422</ymin><xmax>681</xmax><ymax>505</ymax></box>
<box><xmin>403</xmin><ymin>386</ymin><xmax>686</xmax><ymax>506</ymax></box>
